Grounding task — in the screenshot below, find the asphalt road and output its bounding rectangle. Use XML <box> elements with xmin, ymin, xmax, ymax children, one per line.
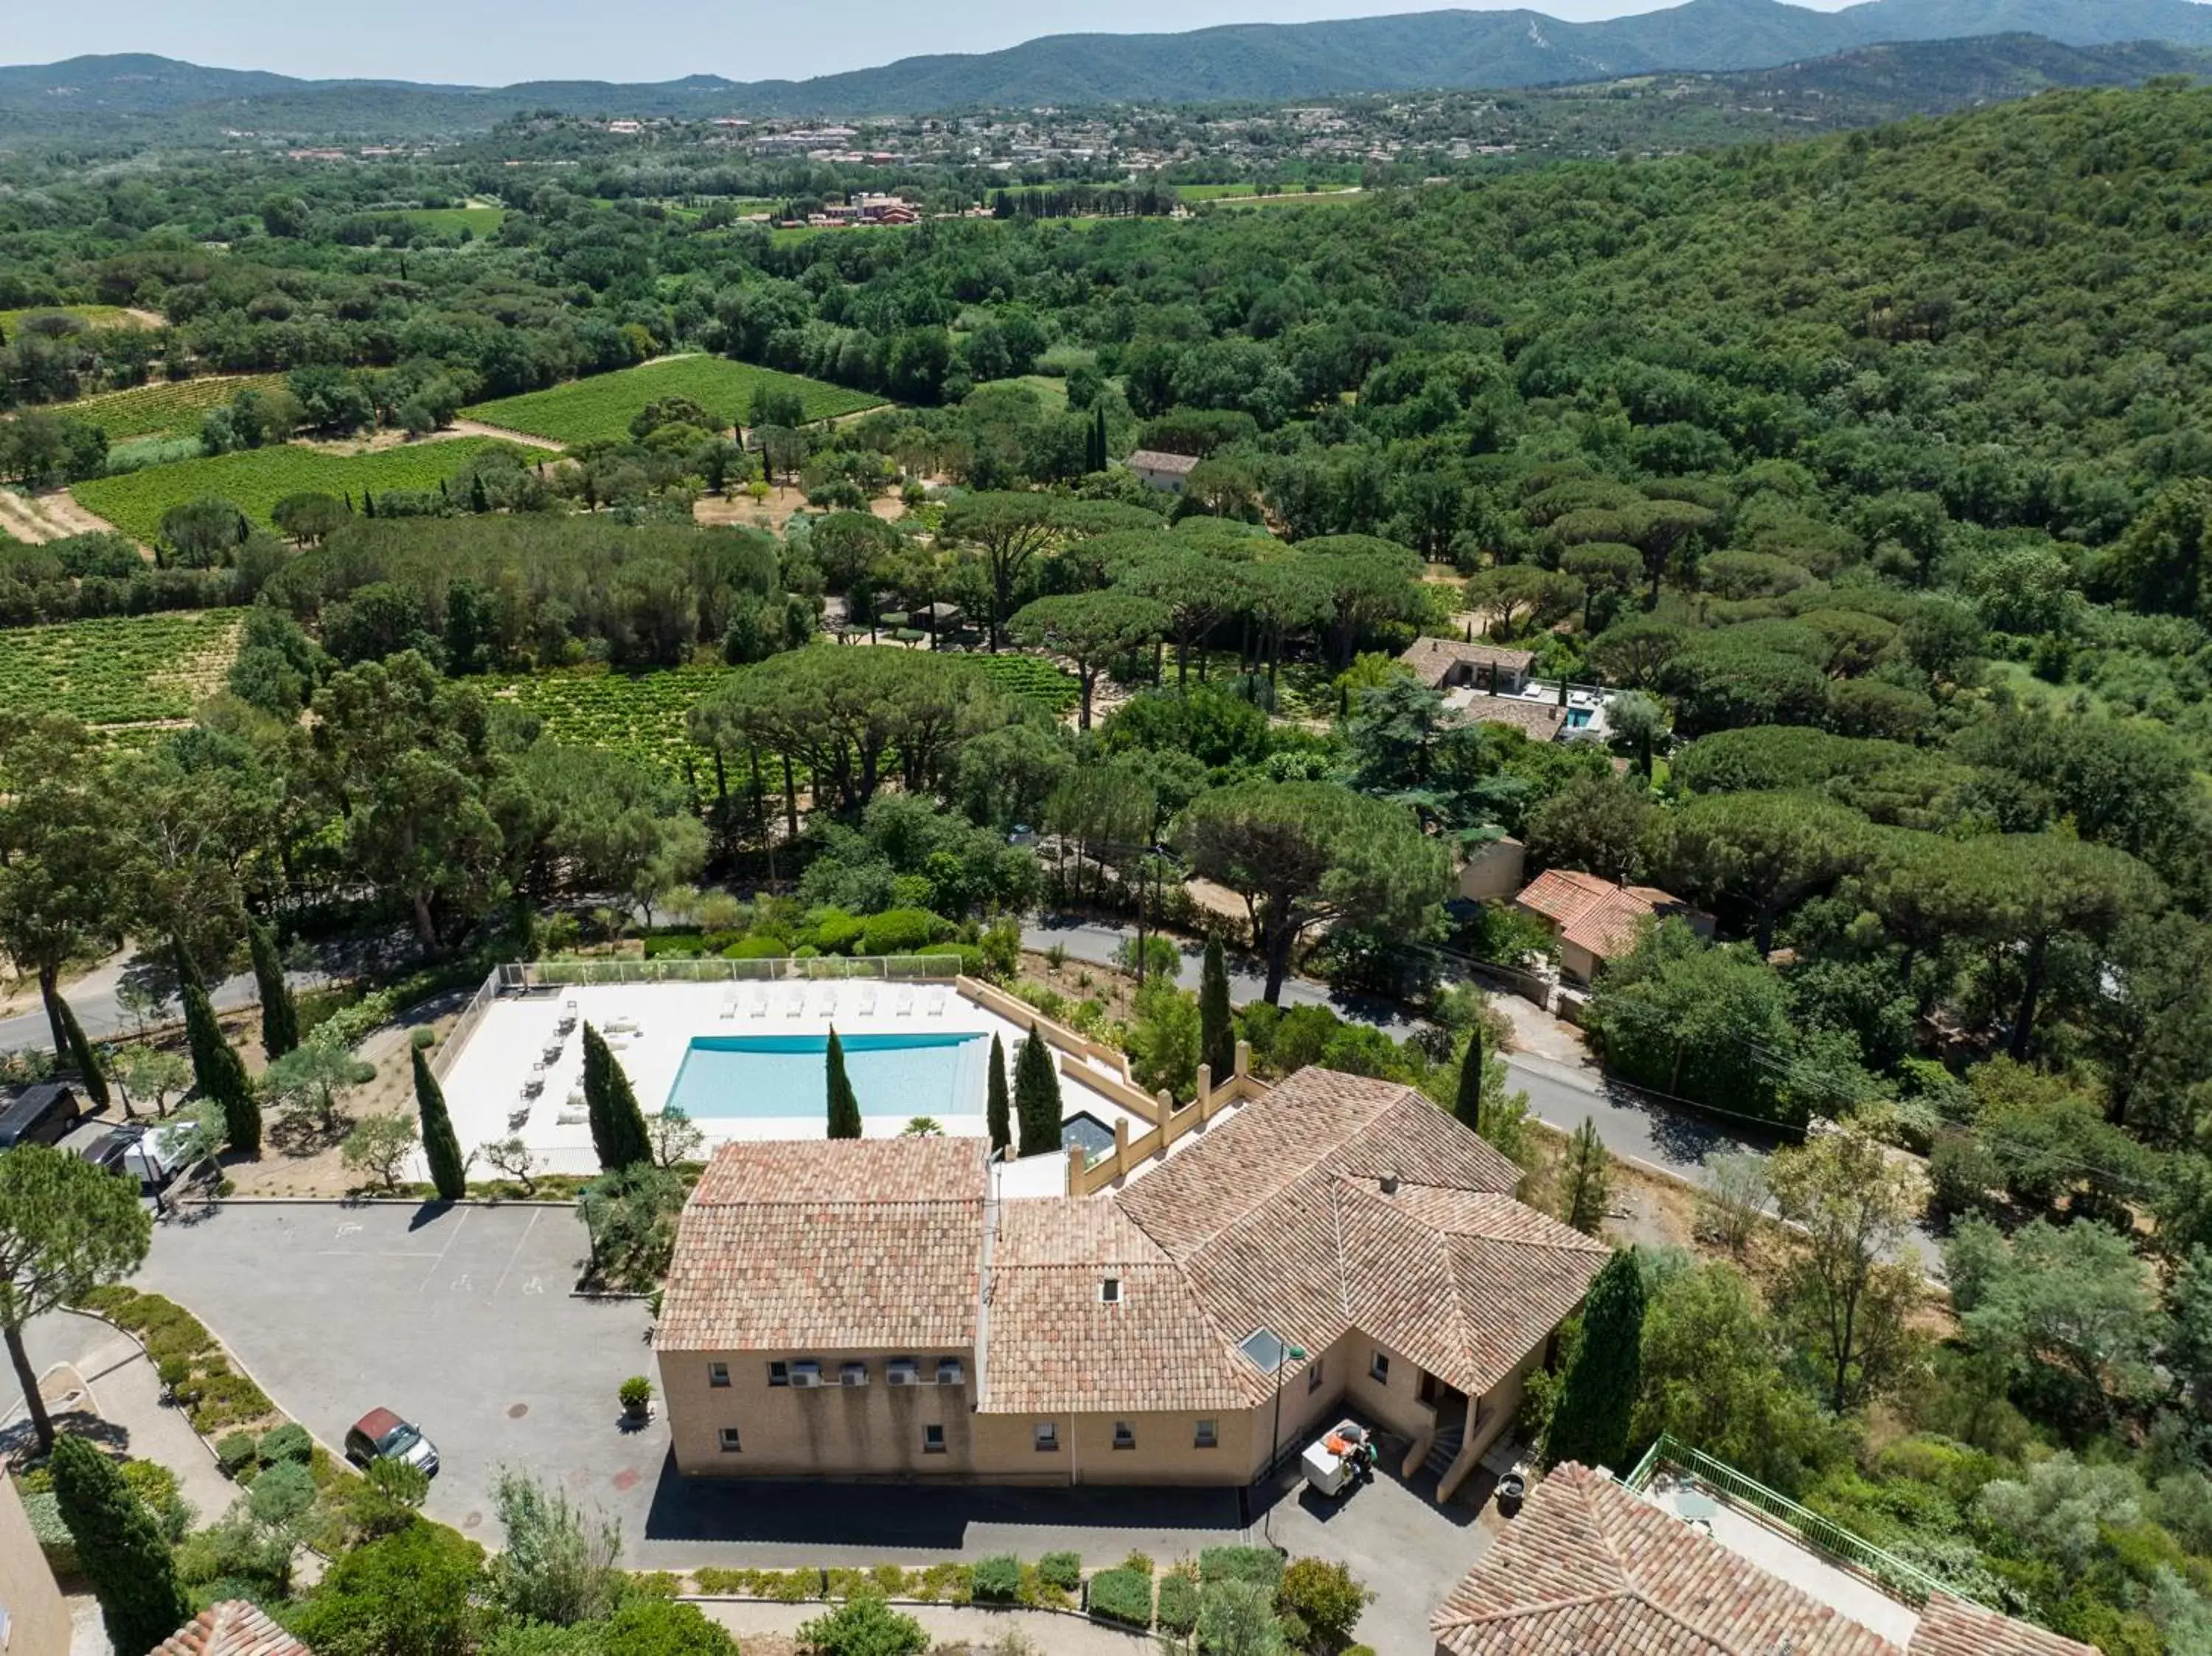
<box><xmin>0</xmin><ymin>958</ymin><xmax>300</xmax><ymax>1051</ymax></box>
<box><xmin>1018</xmin><ymin>916</ymin><xmax>1778</xmax><ymax>1177</ymax></box>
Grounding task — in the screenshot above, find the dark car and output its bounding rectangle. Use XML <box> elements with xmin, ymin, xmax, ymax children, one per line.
<box><xmin>0</xmin><ymin>1084</ymin><xmax>83</xmax><ymax>1151</ymax></box>
<box><xmin>57</xmin><ymin>1119</ymin><xmax>138</xmax><ymax>1176</ymax></box>
<box><xmin>344</xmin><ymin>1408</ymin><xmax>439</xmax><ymax>1477</ymax></box>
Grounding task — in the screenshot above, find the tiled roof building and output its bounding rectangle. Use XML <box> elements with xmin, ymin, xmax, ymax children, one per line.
<box><xmin>1430</xmin><ymin>1463</ymin><xmax>2094</xmax><ymax>1656</ymax></box>
<box><xmin>1512</xmin><ymin>867</ymin><xmax>1711</xmax><ymax>983</ymax></box>
<box><xmin>1399</xmin><ymin>636</ymin><xmax>1536</xmax><ymax>691</ymax></box>
<box><xmin>657</xmin><ymin>1068</ymin><xmax>1605</xmax><ymax>1488</ymax></box>
<box><xmin>156</xmin><ymin>1604</ymin><xmax>313</xmax><ymax>1656</ymax></box>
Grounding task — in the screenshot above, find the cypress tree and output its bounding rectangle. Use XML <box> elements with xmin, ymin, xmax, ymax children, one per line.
<box><xmin>986</xmin><ymin>1034</ymin><xmax>1011</xmax><ymax>1155</ymax></box>
<box><xmin>1198</xmin><ymin>935</ymin><xmax>1234</xmax><ymax>1085</ymax></box>
<box><xmin>178</xmin><ymin>950</ymin><xmax>257</xmax><ymax>1158</ymax></box>
<box><xmin>1560</xmin><ymin>1116</ymin><xmax>1612</xmax><ymax>1236</ymax></box>
<box><xmin>55</xmin><ymin>992</ymin><xmax>111</xmax><ymax>1109</ymax></box>
<box><xmin>1542</xmin><ymin>1248</ymin><xmax>1646</xmax><ymax>1475</ymax></box>
<box><xmin>825</xmin><ymin>1026</ymin><xmax>862</xmax><ymax>1139</ymax></box>
<box><xmin>582</xmin><ymin>1023</ymin><xmax>650</xmax><ymax>1170</ymax></box>
<box><xmin>51</xmin><ymin>1433</ymin><xmax>190</xmax><ymax>1656</ymax></box>
<box><xmin>363</xmin><ymin>490</ymin><xmax>376</xmax><ymax>518</ymax></box>
<box><xmin>1014</xmin><ymin>1023</ymin><xmax>1062</xmax><ymax>1158</ymax></box>
<box><xmin>414</xmin><ymin>1046</ymin><xmax>466</xmax><ymax>1201</ymax></box>
<box><xmin>248</xmin><ymin>916</ymin><xmax>299</xmax><ymax>1060</ymax></box>
<box><xmin>1454</xmin><ymin>1025</ymin><xmax>1485</xmax><ymax>1135</ymax></box>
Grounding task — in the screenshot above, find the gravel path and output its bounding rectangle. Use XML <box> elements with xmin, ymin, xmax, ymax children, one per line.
<box><xmin>692</xmin><ymin>1598</ymin><xmax>1156</xmax><ymax>1654</ymax></box>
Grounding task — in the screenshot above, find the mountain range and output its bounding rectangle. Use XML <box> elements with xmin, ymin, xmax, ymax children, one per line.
<box><xmin>4</xmin><ymin>0</ymin><xmax>2212</xmax><ymax>125</ymax></box>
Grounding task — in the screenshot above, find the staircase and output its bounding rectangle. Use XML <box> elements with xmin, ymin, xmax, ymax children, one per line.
<box><xmin>1424</xmin><ymin>1422</ymin><xmax>1464</xmax><ymax>1479</ymax></box>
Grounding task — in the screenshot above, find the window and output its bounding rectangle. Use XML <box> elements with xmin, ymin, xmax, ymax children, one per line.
<box><xmin>768</xmin><ymin>1361</ymin><xmax>790</xmax><ymax>1388</ymax></box>
<box><xmin>717</xmin><ymin>1427</ymin><xmax>742</xmax><ymax>1453</ymax></box>
<box><xmin>1113</xmin><ymin>1422</ymin><xmax>1135</xmax><ymax>1450</ymax></box>
<box><xmin>1369</xmin><ymin>1351</ymin><xmax>1390</xmax><ymax>1385</ymax></box>
<box><xmin>1101</xmin><ymin>1277</ymin><xmax>1121</xmax><ymax>1304</ymax></box>
<box><xmin>1194</xmin><ymin>1419</ymin><xmax>1218</xmax><ymax>1449</ymax></box>
<box><xmin>1307</xmin><ymin>1357</ymin><xmax>1324</xmax><ymax>1394</ymax></box>
<box><xmin>923</xmin><ymin>1424</ymin><xmax>946</xmax><ymax>1454</ymax></box>
<box><xmin>708</xmin><ymin>1362</ymin><xmax>730</xmax><ymax>1388</ymax></box>
<box><xmin>1034</xmin><ymin>1421</ymin><xmax>1059</xmax><ymax>1452</ymax></box>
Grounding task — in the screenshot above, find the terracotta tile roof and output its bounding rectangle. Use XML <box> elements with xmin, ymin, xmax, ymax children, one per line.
<box><xmin>1430</xmin><ymin>1463</ymin><xmax>1904</xmax><ymax>1656</ymax></box>
<box><xmin>1127</xmin><ymin>448</ymin><xmax>1200</xmax><ymax>475</ymax></box>
<box><xmin>657</xmin><ymin>1138</ymin><xmax>985</xmax><ymax>1353</ymax></box>
<box><xmin>1460</xmin><ymin>697</ymin><xmax>1569</xmax><ymax>741</ymax></box>
<box><xmin>1400</xmin><ymin>636</ymin><xmax>1537</xmax><ymax>688</ymax></box>
<box><xmin>156</xmin><ymin>1602</ymin><xmax>313</xmax><ymax>1656</ymax></box>
<box><xmin>1908</xmin><ymin>1595</ymin><xmax>2096</xmax><ymax>1656</ymax></box>
<box><xmin>1514</xmin><ymin>871</ymin><xmax>1702</xmax><ymax>962</ymax></box>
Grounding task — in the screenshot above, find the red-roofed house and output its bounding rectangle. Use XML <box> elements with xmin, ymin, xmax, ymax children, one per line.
<box><xmin>1512</xmin><ymin>868</ymin><xmax>1710</xmax><ymax>986</ymax></box>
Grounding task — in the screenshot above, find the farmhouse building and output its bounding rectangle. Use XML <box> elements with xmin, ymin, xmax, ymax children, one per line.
<box><xmin>1512</xmin><ymin>869</ymin><xmax>1711</xmax><ymax>985</ymax></box>
<box><xmin>655</xmin><ymin>1068</ymin><xmax>1606</xmax><ymax>1495</ymax></box>
<box><xmin>1124</xmin><ymin>449</ymin><xmax>1201</xmax><ymax>493</ymax></box>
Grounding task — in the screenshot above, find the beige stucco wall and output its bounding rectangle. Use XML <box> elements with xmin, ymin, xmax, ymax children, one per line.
<box><xmin>1456</xmin><ymin>838</ymin><xmax>1527</xmax><ymax>903</ymax></box>
<box><xmin>659</xmin><ymin>1346</ymin><xmax>980</xmax><ymax>1478</ymax></box>
<box><xmin>0</xmin><ymin>1470</ymin><xmax>71</xmax><ymax>1656</ymax></box>
<box><xmin>1559</xmin><ymin>939</ymin><xmax>1601</xmax><ymax>987</ymax></box>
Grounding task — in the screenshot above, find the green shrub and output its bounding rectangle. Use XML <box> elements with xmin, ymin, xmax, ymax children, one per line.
<box><xmin>689</xmin><ymin>1567</ymin><xmax>747</xmax><ymax>1594</ymax></box>
<box><xmin>971</xmin><ymin>1553</ymin><xmax>1021</xmax><ymax>1604</ymax></box>
<box><xmin>409</xmin><ymin>1026</ymin><xmax>437</xmax><ymax>1050</ymax></box>
<box><xmin>911</xmin><ymin>1562</ymin><xmax>972</xmax><ymax>1604</ymax></box>
<box><xmin>1156</xmin><ymin>1573</ymin><xmax>1200</xmax><ymax>1635</ymax></box>
<box><xmin>809</xmin><ymin>911</ymin><xmax>865</xmax><ymax>955</ymax></box>
<box><xmin>1200</xmin><ymin>1545</ymin><xmax>1284</xmax><ymax>1588</ymax></box>
<box><xmin>1086</xmin><ymin>1566</ymin><xmax>1153</xmax><ymax>1628</ymax></box>
<box><xmin>190</xmin><ymin>1374</ymin><xmax>274</xmax><ymax>1435</ymax></box>
<box><xmin>259</xmin><ymin>1423</ymin><xmax>313</xmax><ymax>1466</ymax></box>
<box><xmin>1037</xmin><ymin>1551</ymin><xmax>1082</xmax><ymax>1592</ymax></box>
<box><xmin>795</xmin><ymin>1594</ymin><xmax>928</xmax><ymax>1656</ymax></box>
<box><xmin>216</xmin><ymin>1433</ymin><xmax>260</xmax><ymax>1478</ymax></box>
<box><xmin>768</xmin><ymin>1569</ymin><xmax>821</xmax><ymax>1602</ymax></box>
<box><xmin>860</xmin><ymin>908</ymin><xmax>950</xmax><ymax>956</ymax></box>
<box><xmin>723</xmin><ymin>936</ymin><xmax>785</xmax><ymax>960</ymax></box>
<box><xmin>119</xmin><ymin>1459</ymin><xmax>191</xmax><ymax>1543</ymax></box>
<box><xmin>22</xmin><ymin>1489</ymin><xmax>77</xmax><ymax>1575</ymax></box>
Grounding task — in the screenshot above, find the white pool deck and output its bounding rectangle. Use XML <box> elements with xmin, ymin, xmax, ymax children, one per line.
<box><xmin>425</xmin><ymin>979</ymin><xmax>1150</xmax><ymax>1194</ymax></box>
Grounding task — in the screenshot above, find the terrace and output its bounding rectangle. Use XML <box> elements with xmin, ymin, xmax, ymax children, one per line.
<box><xmin>427</xmin><ymin>958</ymin><xmax>1187</xmax><ymax>1196</ymax></box>
<box><xmin>1620</xmin><ymin>1434</ymin><xmax>1964</xmax><ymax>1649</ymax></box>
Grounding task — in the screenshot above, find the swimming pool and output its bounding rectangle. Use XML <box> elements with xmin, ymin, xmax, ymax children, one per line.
<box><xmin>664</xmin><ymin>1032</ymin><xmax>988</xmax><ymax>1121</ymax></box>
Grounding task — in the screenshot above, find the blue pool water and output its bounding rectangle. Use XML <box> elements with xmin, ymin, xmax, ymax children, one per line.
<box><xmin>665</xmin><ymin>1032</ymin><xmax>987</xmax><ymax>1120</ymax></box>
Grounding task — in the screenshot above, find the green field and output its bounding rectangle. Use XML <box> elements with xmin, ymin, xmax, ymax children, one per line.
<box><xmin>481</xmin><ymin>666</ymin><xmax>731</xmax><ymax>780</ymax></box>
<box><xmin>49</xmin><ymin>375</ymin><xmax>285</xmax><ymax>442</ymax></box>
<box><xmin>73</xmin><ymin>438</ymin><xmax>503</xmax><ymax>543</ymax></box>
<box><xmin>462</xmin><ymin>357</ymin><xmax>884</xmax><ymax>446</ymax></box>
<box><xmin>1175</xmin><ymin>182</ymin><xmax>1358</xmax><ymax>202</ymax></box>
<box><xmin>0</xmin><ymin>304</ymin><xmax>150</xmax><ymax>333</ymax></box>
<box><xmin>400</xmin><ymin>206</ymin><xmax>506</xmax><ymax>236</ymax></box>
<box><xmin>963</xmin><ymin>653</ymin><xmax>1079</xmax><ymax>713</ymax></box>
<box><xmin>0</xmin><ymin>610</ymin><xmax>244</xmax><ymax>727</ymax></box>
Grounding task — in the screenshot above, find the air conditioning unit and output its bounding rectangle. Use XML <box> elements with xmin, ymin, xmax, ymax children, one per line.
<box><xmin>936</xmin><ymin>1359</ymin><xmax>964</xmax><ymax>1387</ymax></box>
<box><xmin>789</xmin><ymin>1363</ymin><xmax>823</xmax><ymax>1389</ymax></box>
<box><xmin>886</xmin><ymin>1360</ymin><xmax>921</xmax><ymax>1387</ymax></box>
<box><xmin>840</xmin><ymin>1363</ymin><xmax>870</xmax><ymax>1388</ymax></box>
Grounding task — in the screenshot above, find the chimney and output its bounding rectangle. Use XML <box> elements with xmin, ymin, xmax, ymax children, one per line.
<box><xmin>1380</xmin><ymin>1170</ymin><xmax>1401</xmax><ymax>1195</ymax></box>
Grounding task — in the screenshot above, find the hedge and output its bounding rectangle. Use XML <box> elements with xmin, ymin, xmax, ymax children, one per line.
<box><xmin>1037</xmin><ymin>1551</ymin><xmax>1083</xmax><ymax>1593</ymax></box>
<box><xmin>1085</xmin><ymin>1567</ymin><xmax>1154</xmax><ymax>1629</ymax></box>
<box><xmin>1156</xmin><ymin>1573</ymin><xmax>1200</xmax><ymax>1635</ymax></box>
<box><xmin>1200</xmin><ymin>1545</ymin><xmax>1285</xmax><ymax>1588</ymax></box>
<box><xmin>260</xmin><ymin>1422</ymin><xmax>314</xmax><ymax>1466</ymax></box>
<box><xmin>21</xmin><ymin>1489</ymin><xmax>76</xmax><ymax>1575</ymax></box>
<box><xmin>970</xmin><ymin>1554</ymin><xmax>1021</xmax><ymax>1604</ymax></box>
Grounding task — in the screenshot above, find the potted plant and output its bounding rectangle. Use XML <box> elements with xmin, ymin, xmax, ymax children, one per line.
<box><xmin>619</xmin><ymin>1375</ymin><xmax>653</xmax><ymax>1423</ymax></box>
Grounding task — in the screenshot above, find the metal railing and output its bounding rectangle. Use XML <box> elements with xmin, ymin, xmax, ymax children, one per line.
<box><xmin>495</xmin><ymin>954</ymin><xmax>963</xmax><ymax>991</ymax></box>
<box><xmin>1619</xmin><ymin>1435</ymin><xmax>1977</xmax><ymax>1609</ymax></box>
<box><xmin>432</xmin><ymin>967</ymin><xmax>505</xmax><ymax>1082</ymax></box>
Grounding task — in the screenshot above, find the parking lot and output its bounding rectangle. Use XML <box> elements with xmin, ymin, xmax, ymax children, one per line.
<box><xmin>134</xmin><ymin>1201</ymin><xmax>1486</xmax><ymax>1644</ymax></box>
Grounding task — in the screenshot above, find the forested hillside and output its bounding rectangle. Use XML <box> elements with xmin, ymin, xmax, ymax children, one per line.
<box><xmin>10</xmin><ymin>77</ymin><xmax>2212</xmax><ymax>1655</ymax></box>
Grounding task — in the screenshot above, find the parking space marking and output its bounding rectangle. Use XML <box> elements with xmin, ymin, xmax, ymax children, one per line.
<box><xmin>490</xmin><ymin>1209</ymin><xmax>542</xmax><ymax>1299</ymax></box>
<box><xmin>414</xmin><ymin>1208</ymin><xmax>472</xmax><ymax>1294</ymax></box>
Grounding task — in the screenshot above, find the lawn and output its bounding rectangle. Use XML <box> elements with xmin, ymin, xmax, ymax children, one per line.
<box><xmin>0</xmin><ymin>610</ymin><xmax>244</xmax><ymax>727</ymax></box>
<box><xmin>400</xmin><ymin>206</ymin><xmax>505</xmax><ymax>236</ymax></box>
<box><xmin>73</xmin><ymin>438</ymin><xmax>504</xmax><ymax>543</ymax></box>
<box><xmin>961</xmin><ymin>653</ymin><xmax>1079</xmax><ymax>713</ymax></box>
<box><xmin>49</xmin><ymin>375</ymin><xmax>285</xmax><ymax>441</ymax></box>
<box><xmin>462</xmin><ymin>357</ymin><xmax>883</xmax><ymax>446</ymax></box>
<box><xmin>0</xmin><ymin>304</ymin><xmax>150</xmax><ymax>333</ymax></box>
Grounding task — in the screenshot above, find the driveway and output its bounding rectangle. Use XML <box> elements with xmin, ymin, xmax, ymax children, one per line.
<box><xmin>133</xmin><ymin>1203</ymin><xmax>655</xmax><ymax>1541</ymax></box>
<box><xmin>131</xmin><ymin>1201</ymin><xmax>1484</xmax><ymax>1629</ymax></box>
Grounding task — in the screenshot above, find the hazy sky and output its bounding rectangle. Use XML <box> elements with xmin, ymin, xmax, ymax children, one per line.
<box><xmin>11</xmin><ymin>0</ymin><xmax>1868</xmax><ymax>87</ymax></box>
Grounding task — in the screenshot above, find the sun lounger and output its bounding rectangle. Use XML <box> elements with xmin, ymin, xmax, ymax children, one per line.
<box><xmin>784</xmin><ymin>985</ymin><xmax>807</xmax><ymax>1015</ymax></box>
<box><xmin>856</xmin><ymin>985</ymin><xmax>878</xmax><ymax>1016</ymax></box>
<box><xmin>719</xmin><ymin>990</ymin><xmax>738</xmax><ymax>1020</ymax></box>
<box><xmin>556</xmin><ymin>1105</ymin><xmax>588</xmax><ymax>1126</ymax></box>
<box><xmin>748</xmin><ymin>985</ymin><xmax>770</xmax><ymax>1017</ymax></box>
<box><xmin>926</xmin><ymin>986</ymin><xmax>949</xmax><ymax>1016</ymax></box>
<box><xmin>818</xmin><ymin>985</ymin><xmax>840</xmax><ymax>1017</ymax></box>
<box><xmin>896</xmin><ymin>985</ymin><xmax>916</xmax><ymax>1016</ymax></box>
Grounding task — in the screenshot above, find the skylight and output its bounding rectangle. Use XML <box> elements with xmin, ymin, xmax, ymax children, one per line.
<box><xmin>1238</xmin><ymin>1327</ymin><xmax>1288</xmax><ymax>1371</ymax></box>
